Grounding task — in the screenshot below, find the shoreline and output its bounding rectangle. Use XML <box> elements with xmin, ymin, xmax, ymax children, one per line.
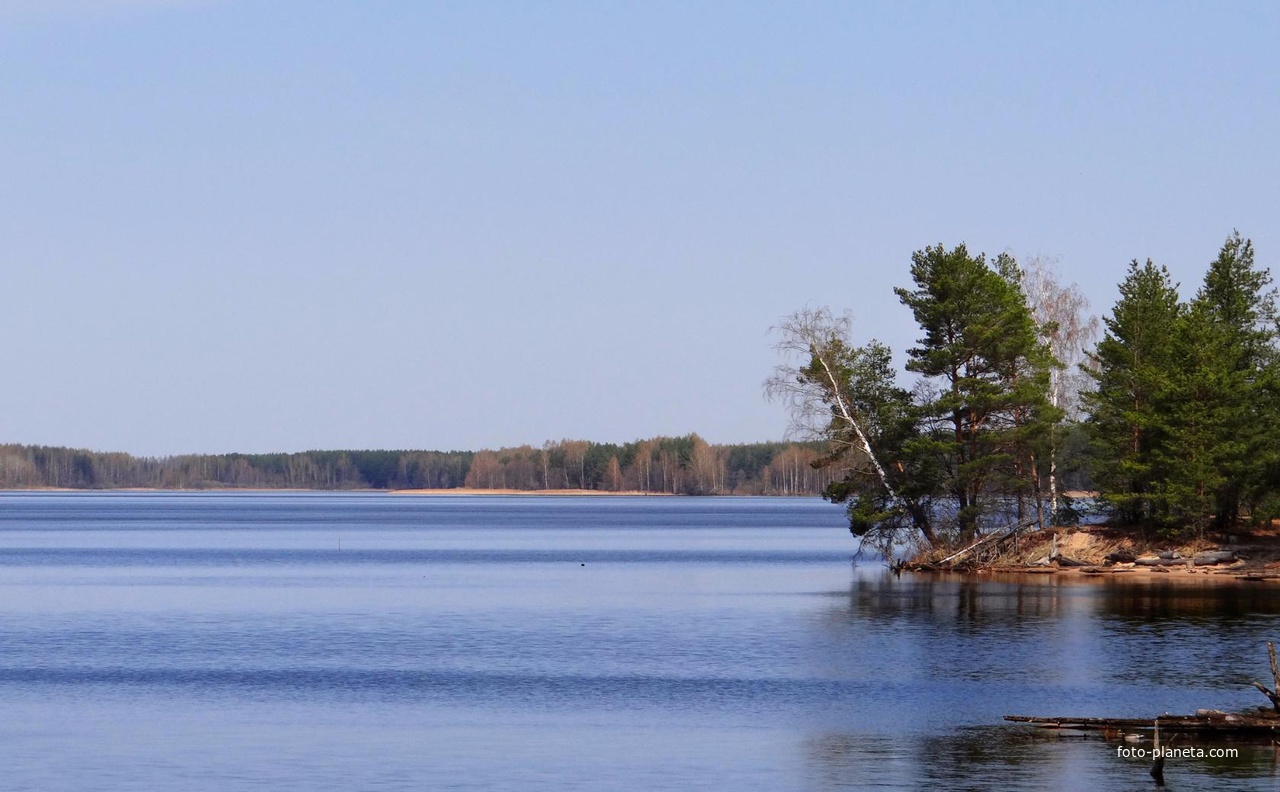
<box><xmin>912</xmin><ymin>565</ymin><xmax>1280</xmax><ymax>584</ymax></box>
<box><xmin>387</xmin><ymin>488</ymin><xmax>677</xmax><ymax>496</ymax></box>
<box><xmin>906</xmin><ymin>524</ymin><xmax>1280</xmax><ymax>584</ymax></box>
<box><xmin>0</xmin><ymin>487</ymin><xmax>703</xmax><ymax>496</ymax></box>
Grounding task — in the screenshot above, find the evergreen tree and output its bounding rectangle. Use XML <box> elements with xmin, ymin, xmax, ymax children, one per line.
<box><xmin>767</xmin><ymin>308</ymin><xmax>933</xmax><ymax>552</ymax></box>
<box><xmin>895</xmin><ymin>244</ymin><xmax>1059</xmax><ymax>540</ymax></box>
<box><xmin>810</xmin><ymin>338</ymin><xmax>936</xmax><ymax>546</ymax></box>
<box><xmin>1083</xmin><ymin>259</ymin><xmax>1182</xmax><ymax>526</ymax></box>
<box><xmin>1166</xmin><ymin>232</ymin><xmax>1279</xmax><ymax>530</ymax></box>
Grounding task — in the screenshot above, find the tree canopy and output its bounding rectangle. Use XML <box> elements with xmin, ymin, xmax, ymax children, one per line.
<box><xmin>0</xmin><ymin>437</ymin><xmax>835</xmax><ymax>496</ymax></box>
<box><xmin>777</xmin><ymin>231</ymin><xmax>1278</xmax><ymax>550</ymax></box>
<box><xmin>1085</xmin><ymin>232</ymin><xmax>1280</xmax><ymax>533</ymax></box>
<box><xmin>771</xmin><ymin>245</ymin><xmax>1063</xmax><ymax>554</ymax></box>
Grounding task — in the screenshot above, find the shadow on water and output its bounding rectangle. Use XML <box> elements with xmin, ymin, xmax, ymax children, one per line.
<box><xmin>804</xmin><ymin>726</ymin><xmax>1280</xmax><ymax>791</ymax></box>
<box><xmin>804</xmin><ymin>572</ymin><xmax>1280</xmax><ymax>790</ymax></box>
<box><xmin>1099</xmin><ymin>578</ymin><xmax>1280</xmax><ymax>621</ymax></box>
<box><xmin>1096</xmin><ymin>579</ymin><xmax>1280</xmax><ymax>690</ymax></box>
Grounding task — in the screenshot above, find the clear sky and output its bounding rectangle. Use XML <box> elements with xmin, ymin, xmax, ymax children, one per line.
<box><xmin>1</xmin><ymin>1</ymin><xmax>1277</xmax><ymax>456</ymax></box>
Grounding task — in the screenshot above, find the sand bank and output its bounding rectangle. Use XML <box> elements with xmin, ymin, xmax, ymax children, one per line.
<box><xmin>388</xmin><ymin>488</ymin><xmax>674</xmax><ymax>496</ymax></box>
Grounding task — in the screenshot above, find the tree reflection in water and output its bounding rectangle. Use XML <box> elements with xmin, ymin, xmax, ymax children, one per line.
<box><xmin>805</xmin><ymin>727</ymin><xmax>1279</xmax><ymax>791</ymax></box>
<box><xmin>800</xmin><ymin>571</ymin><xmax>1280</xmax><ymax>789</ymax></box>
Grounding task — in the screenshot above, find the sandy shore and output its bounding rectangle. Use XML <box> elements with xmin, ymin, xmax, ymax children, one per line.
<box><xmin>964</xmin><ymin>564</ymin><xmax>1280</xmax><ymax>583</ymax></box>
<box><xmin>388</xmin><ymin>488</ymin><xmax>673</xmax><ymax>496</ymax></box>
<box><xmin>0</xmin><ymin>487</ymin><xmax>678</xmax><ymax>496</ymax></box>
<box><xmin>911</xmin><ymin>525</ymin><xmax>1280</xmax><ymax>583</ymax></box>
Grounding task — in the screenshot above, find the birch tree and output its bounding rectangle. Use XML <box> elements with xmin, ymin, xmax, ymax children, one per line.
<box><xmin>1021</xmin><ymin>256</ymin><xmax>1099</xmax><ymax>518</ymax></box>
<box><xmin>765</xmin><ymin>307</ymin><xmax>934</xmax><ymax>551</ymax></box>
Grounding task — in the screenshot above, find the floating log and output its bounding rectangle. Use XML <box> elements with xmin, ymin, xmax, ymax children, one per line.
<box><xmin>1008</xmin><ymin>642</ymin><xmax>1280</xmax><ymax>738</ymax></box>
<box><xmin>1004</xmin><ymin>712</ymin><xmax>1280</xmax><ymax>734</ymax></box>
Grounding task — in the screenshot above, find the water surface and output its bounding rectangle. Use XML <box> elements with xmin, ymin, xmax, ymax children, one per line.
<box><xmin>1</xmin><ymin>493</ymin><xmax>1277</xmax><ymax>790</ymax></box>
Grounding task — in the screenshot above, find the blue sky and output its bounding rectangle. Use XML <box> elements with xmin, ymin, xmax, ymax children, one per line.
<box><xmin>1</xmin><ymin>1</ymin><xmax>1277</xmax><ymax>456</ymax></box>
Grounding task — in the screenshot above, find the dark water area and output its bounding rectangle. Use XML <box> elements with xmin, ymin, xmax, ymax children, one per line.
<box><xmin>1</xmin><ymin>493</ymin><xmax>1278</xmax><ymax>790</ymax></box>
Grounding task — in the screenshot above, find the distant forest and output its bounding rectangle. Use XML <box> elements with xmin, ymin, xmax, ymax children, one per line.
<box><xmin>0</xmin><ymin>435</ymin><xmax>844</xmax><ymax>495</ymax></box>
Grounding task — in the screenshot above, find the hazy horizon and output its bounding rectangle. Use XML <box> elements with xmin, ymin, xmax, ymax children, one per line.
<box><xmin>1</xmin><ymin>433</ymin><xmax>801</xmax><ymax>459</ymax></box>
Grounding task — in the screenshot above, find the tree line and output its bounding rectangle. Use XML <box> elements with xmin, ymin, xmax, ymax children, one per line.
<box><xmin>0</xmin><ymin>435</ymin><xmax>839</xmax><ymax>495</ymax></box>
<box><xmin>1085</xmin><ymin>233</ymin><xmax>1279</xmax><ymax>534</ymax></box>
<box><xmin>774</xmin><ymin>231</ymin><xmax>1275</xmax><ymax>551</ymax></box>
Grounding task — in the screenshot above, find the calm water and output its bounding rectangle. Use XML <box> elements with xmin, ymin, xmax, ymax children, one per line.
<box><xmin>2</xmin><ymin>493</ymin><xmax>1278</xmax><ymax>791</ymax></box>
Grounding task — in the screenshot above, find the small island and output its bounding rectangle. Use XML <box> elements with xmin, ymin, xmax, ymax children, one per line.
<box><xmin>771</xmin><ymin>233</ymin><xmax>1280</xmax><ymax>576</ymax></box>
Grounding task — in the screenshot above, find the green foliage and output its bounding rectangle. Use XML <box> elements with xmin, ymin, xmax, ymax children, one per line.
<box><xmin>1083</xmin><ymin>259</ymin><xmax>1182</xmax><ymax>527</ymax></box>
<box><xmin>805</xmin><ymin>338</ymin><xmax>934</xmax><ymax>544</ymax></box>
<box><xmin>771</xmin><ymin>245</ymin><xmax>1066</xmax><ymax>552</ymax></box>
<box><xmin>1086</xmin><ymin>232</ymin><xmax>1280</xmax><ymax>535</ymax></box>
<box><xmin>895</xmin><ymin>245</ymin><xmax>1060</xmax><ymax>539</ymax></box>
<box><xmin>1166</xmin><ymin>232</ymin><xmax>1280</xmax><ymax>531</ymax></box>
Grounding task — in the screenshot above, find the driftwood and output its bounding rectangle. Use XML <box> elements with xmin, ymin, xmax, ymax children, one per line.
<box><xmin>1192</xmin><ymin>550</ymin><xmax>1239</xmax><ymax>566</ymax></box>
<box><xmin>934</xmin><ymin>521</ymin><xmax>1035</xmax><ymax>567</ymax></box>
<box><xmin>1135</xmin><ymin>556</ymin><xmax>1186</xmax><ymax>567</ymax></box>
<box><xmin>1250</xmin><ymin>641</ymin><xmax>1280</xmax><ymax>713</ymax></box>
<box><xmin>1132</xmin><ymin>552</ymin><xmax>1239</xmax><ymax>567</ymax></box>
<box><xmin>1054</xmin><ymin>554</ymin><xmax>1089</xmax><ymax>567</ymax></box>
<box><xmin>1032</xmin><ymin>531</ymin><xmax>1088</xmax><ymax>567</ymax></box>
<box><xmin>910</xmin><ymin>521</ymin><xmax>1036</xmax><ymax>571</ymax></box>
<box><xmin>1005</xmin><ymin>711</ymin><xmax>1280</xmax><ymax>735</ymax></box>
<box><xmin>1008</xmin><ymin>642</ymin><xmax>1280</xmax><ymax>739</ymax></box>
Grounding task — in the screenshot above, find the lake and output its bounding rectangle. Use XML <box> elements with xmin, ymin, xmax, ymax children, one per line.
<box><xmin>1</xmin><ymin>492</ymin><xmax>1277</xmax><ymax>790</ymax></box>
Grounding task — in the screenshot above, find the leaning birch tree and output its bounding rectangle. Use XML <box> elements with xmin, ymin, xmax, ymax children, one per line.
<box><xmin>765</xmin><ymin>307</ymin><xmax>935</xmax><ymax>553</ymax></box>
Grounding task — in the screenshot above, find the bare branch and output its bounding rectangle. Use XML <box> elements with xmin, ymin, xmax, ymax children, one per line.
<box><xmin>765</xmin><ymin>307</ymin><xmax>898</xmax><ymax>501</ymax></box>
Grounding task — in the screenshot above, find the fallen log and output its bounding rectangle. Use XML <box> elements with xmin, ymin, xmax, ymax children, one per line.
<box><xmin>1192</xmin><ymin>550</ymin><xmax>1239</xmax><ymax>566</ymax></box>
<box><xmin>933</xmin><ymin>520</ymin><xmax>1035</xmax><ymax>567</ymax></box>
<box><xmin>1135</xmin><ymin>556</ymin><xmax>1186</xmax><ymax>567</ymax></box>
<box><xmin>1005</xmin><ymin>712</ymin><xmax>1280</xmax><ymax>734</ymax></box>
<box><xmin>1007</xmin><ymin>642</ymin><xmax>1280</xmax><ymax>737</ymax></box>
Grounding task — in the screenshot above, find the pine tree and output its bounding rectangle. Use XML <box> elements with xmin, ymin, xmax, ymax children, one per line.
<box><xmin>895</xmin><ymin>244</ymin><xmax>1058</xmax><ymax>540</ymax></box>
<box><xmin>1083</xmin><ymin>259</ymin><xmax>1182</xmax><ymax>527</ymax></box>
<box><xmin>1166</xmin><ymin>232</ymin><xmax>1279</xmax><ymax>530</ymax></box>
